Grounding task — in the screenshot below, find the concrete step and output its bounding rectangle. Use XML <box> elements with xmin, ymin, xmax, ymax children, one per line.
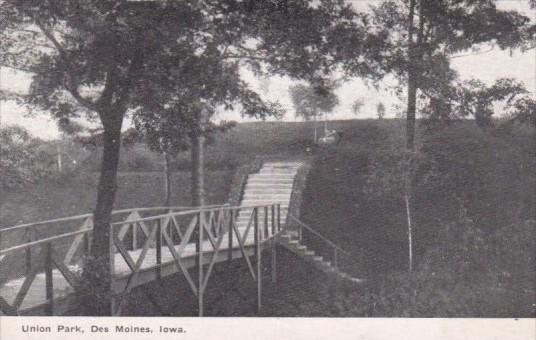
<box><xmin>243</xmin><ymin>194</ymin><xmax>291</xmax><ymax>200</ymax></box>
<box><xmin>245</xmin><ymin>189</ymin><xmax>293</xmax><ymax>195</ymax></box>
<box><xmin>247</xmin><ymin>177</ymin><xmax>295</xmax><ymax>183</ymax></box>
<box><xmin>246</xmin><ymin>182</ymin><xmax>294</xmax><ymax>186</ymax></box>
<box><xmin>259</xmin><ymin>169</ymin><xmax>298</xmax><ymax>175</ymax></box>
<box><xmin>249</xmin><ymin>173</ymin><xmax>296</xmax><ymax>178</ymax></box>
<box><xmin>240</xmin><ymin>201</ymin><xmax>289</xmax><ymax>207</ymax></box>
<box><xmin>263</xmin><ymin>162</ymin><xmax>302</xmax><ymax>168</ymax></box>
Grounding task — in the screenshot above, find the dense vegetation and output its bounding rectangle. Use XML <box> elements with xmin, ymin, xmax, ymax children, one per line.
<box><xmin>2</xmin><ymin>119</ymin><xmax>534</xmax><ymax>316</ymax></box>
<box><xmin>300</xmin><ymin>120</ymin><xmax>535</xmax><ymax>316</ymax></box>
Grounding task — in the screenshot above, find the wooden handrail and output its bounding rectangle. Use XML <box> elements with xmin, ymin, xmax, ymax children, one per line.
<box><xmin>0</xmin><ymin>204</ymin><xmax>228</xmax><ymax>234</ymax></box>
<box><xmin>289</xmin><ymin>215</ymin><xmax>351</xmax><ymax>256</ymax></box>
<box><xmin>0</xmin><ymin>229</ymin><xmax>92</xmax><ymax>256</ymax></box>
<box><xmin>110</xmin><ymin>203</ymin><xmax>276</xmax><ymax>226</ymax></box>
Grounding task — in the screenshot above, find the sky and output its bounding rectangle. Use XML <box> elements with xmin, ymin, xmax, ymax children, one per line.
<box><xmin>0</xmin><ymin>0</ymin><xmax>534</xmax><ymax>140</ymax></box>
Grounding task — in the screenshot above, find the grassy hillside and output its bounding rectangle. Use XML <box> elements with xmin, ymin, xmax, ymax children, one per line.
<box><xmin>298</xmin><ymin>120</ymin><xmax>535</xmax><ymax>316</ymax></box>
<box><xmin>1</xmin><ymin>119</ymin><xmax>534</xmax><ymax>316</ymax></box>
<box><xmin>0</xmin><ymin>119</ymin><xmax>378</xmax><ymax>225</ymax></box>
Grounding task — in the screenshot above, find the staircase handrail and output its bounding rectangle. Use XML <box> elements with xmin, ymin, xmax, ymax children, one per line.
<box><xmin>288</xmin><ymin>215</ymin><xmax>350</xmax><ymax>256</ymax></box>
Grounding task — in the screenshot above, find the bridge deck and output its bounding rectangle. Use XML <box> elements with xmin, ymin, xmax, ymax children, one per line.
<box><xmin>0</xmin><ymin>204</ymin><xmax>283</xmax><ymax>315</ymax></box>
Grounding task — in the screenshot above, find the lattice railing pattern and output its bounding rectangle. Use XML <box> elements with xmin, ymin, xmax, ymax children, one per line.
<box><xmin>0</xmin><ymin>204</ymin><xmax>284</xmax><ymax>316</ymax></box>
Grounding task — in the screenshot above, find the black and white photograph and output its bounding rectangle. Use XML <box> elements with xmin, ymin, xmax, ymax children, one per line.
<box><xmin>0</xmin><ymin>0</ymin><xmax>534</xmax><ymax>338</ymax></box>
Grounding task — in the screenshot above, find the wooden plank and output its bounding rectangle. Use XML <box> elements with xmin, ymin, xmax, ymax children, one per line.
<box><xmin>115</xmin><ymin>226</ymin><xmax>157</xmax><ymax>313</ymax></box>
<box><xmin>171</xmin><ymin>215</ymin><xmax>183</xmax><ymax>239</ymax></box>
<box><xmin>255</xmin><ymin>208</ymin><xmax>262</xmax><ymax>312</ymax></box>
<box><xmin>64</xmin><ymin>217</ymin><xmax>92</xmax><ymax>265</ymax></box>
<box><xmin>0</xmin><ymin>296</ymin><xmax>18</xmax><ymax>316</ymax></box>
<box><xmin>112</xmin><ymin>233</ymin><xmax>136</xmax><ymax>272</ymax></box>
<box><xmin>231</xmin><ymin>215</ymin><xmax>256</xmax><ymax>280</ymax></box>
<box><xmin>13</xmin><ymin>259</ymin><xmax>42</xmax><ymax>309</ymax></box>
<box><xmin>51</xmin><ymin>250</ymin><xmax>81</xmax><ymax>288</ymax></box>
<box><xmin>228</xmin><ymin>210</ymin><xmax>234</xmax><ymax>263</ymax></box>
<box><xmin>45</xmin><ymin>244</ymin><xmax>54</xmax><ymax>315</ymax></box>
<box><xmin>0</xmin><ymin>229</ymin><xmax>91</xmax><ymax>256</ymax></box>
<box><xmin>264</xmin><ymin>206</ymin><xmax>269</xmax><ymax>239</ymax></box>
<box><xmin>198</xmin><ymin>211</ymin><xmax>203</xmax><ymax>317</ymax></box>
<box><xmin>156</xmin><ymin>219</ymin><xmax>162</xmax><ymax>280</ymax></box>
<box><xmin>241</xmin><ymin>209</ymin><xmax>254</xmax><ymax>244</ymax></box>
<box><xmin>201</xmin><ymin>229</ymin><xmax>226</xmax><ymax>293</ymax></box>
<box><xmin>203</xmin><ymin>219</ymin><xmax>217</xmax><ymax>250</ymax></box>
<box><xmin>176</xmin><ymin>215</ymin><xmax>197</xmax><ymax>254</ymax></box>
<box><xmin>161</xmin><ymin>229</ymin><xmax>198</xmax><ymax>296</ymax></box>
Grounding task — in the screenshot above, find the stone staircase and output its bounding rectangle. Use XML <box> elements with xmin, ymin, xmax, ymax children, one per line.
<box><xmin>235</xmin><ymin>161</ymin><xmax>302</xmax><ymax>233</ymax></box>
<box><xmin>234</xmin><ymin>161</ymin><xmax>363</xmax><ymax>283</ymax></box>
<box><xmin>277</xmin><ymin>230</ymin><xmax>363</xmax><ymax>283</ymax></box>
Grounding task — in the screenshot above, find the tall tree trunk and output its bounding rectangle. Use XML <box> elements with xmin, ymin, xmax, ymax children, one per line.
<box><xmin>407</xmin><ymin>0</ymin><xmax>425</xmax><ymax>151</ymax></box>
<box><xmin>406</xmin><ymin>0</ymin><xmax>417</xmax><ymax>151</ymax></box>
<box><xmin>191</xmin><ymin>133</ymin><xmax>205</xmax><ymax>207</ymax></box>
<box><xmin>404</xmin><ymin>190</ymin><xmax>413</xmax><ymax>272</ymax></box>
<box><xmin>79</xmin><ymin>113</ymin><xmax>123</xmax><ymax>315</ymax></box>
<box><xmin>163</xmin><ymin>151</ymin><xmax>171</xmax><ymax>206</ymax></box>
<box><xmin>404</xmin><ymin>0</ymin><xmax>424</xmax><ymax>273</ymax></box>
<box><xmin>57</xmin><ymin>142</ymin><xmax>63</xmax><ymax>172</ymax></box>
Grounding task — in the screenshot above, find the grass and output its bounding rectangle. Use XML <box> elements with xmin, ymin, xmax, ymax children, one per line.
<box><xmin>0</xmin><ymin>170</ymin><xmax>233</xmax><ymax>227</ymax></box>
<box><xmin>1</xmin><ymin>119</ymin><xmax>534</xmax><ymax>316</ymax></box>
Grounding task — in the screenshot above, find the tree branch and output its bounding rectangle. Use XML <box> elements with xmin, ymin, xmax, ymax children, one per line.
<box><xmin>33</xmin><ymin>18</ymin><xmax>98</xmax><ymax>111</ymax></box>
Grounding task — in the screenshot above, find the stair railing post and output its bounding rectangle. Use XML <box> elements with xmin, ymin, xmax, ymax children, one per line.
<box><xmin>197</xmin><ymin>211</ymin><xmax>204</xmax><ymax>317</ymax></box>
<box><xmin>298</xmin><ymin>224</ymin><xmax>303</xmax><ymax>242</ymax></box>
<box><xmin>254</xmin><ymin>207</ymin><xmax>262</xmax><ymax>313</ymax></box>
<box><xmin>228</xmin><ymin>209</ymin><xmax>234</xmax><ymax>264</ymax></box>
<box><xmin>109</xmin><ymin>222</ymin><xmax>117</xmax><ymax>316</ymax></box>
<box><xmin>45</xmin><ymin>242</ymin><xmax>54</xmax><ymax>315</ymax></box>
<box><xmin>277</xmin><ymin>204</ymin><xmax>281</xmax><ymax>232</ymax></box>
<box><xmin>271</xmin><ymin>205</ymin><xmax>275</xmax><ymax>237</ymax></box>
<box><xmin>264</xmin><ymin>205</ymin><xmax>269</xmax><ymax>240</ymax></box>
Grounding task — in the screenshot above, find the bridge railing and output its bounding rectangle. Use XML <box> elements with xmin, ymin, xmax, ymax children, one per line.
<box><xmin>108</xmin><ymin>203</ymin><xmax>284</xmax><ymax>315</ymax></box>
<box><xmin>0</xmin><ymin>203</ymin><xmax>284</xmax><ymax>316</ymax></box>
<box><xmin>0</xmin><ymin>205</ymin><xmax>227</xmax><ymax>313</ymax></box>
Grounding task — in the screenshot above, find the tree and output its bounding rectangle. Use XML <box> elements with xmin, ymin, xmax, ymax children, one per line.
<box><xmin>289</xmin><ymin>83</ymin><xmax>339</xmax><ymax>142</ymax></box>
<box><xmin>0</xmin><ymin>0</ymin><xmax>389</xmax><ymax>314</ymax></box>
<box><xmin>352</xmin><ymin>97</ymin><xmax>365</xmax><ymax>115</ymax></box>
<box><xmin>367</xmin><ymin>0</ymin><xmax>533</xmax><ymax>272</ymax></box>
<box><xmin>377</xmin><ymin>102</ymin><xmax>386</xmax><ymax>119</ymax></box>
<box><xmin>1</xmin><ymin>0</ymin><xmax>226</xmax><ymax>314</ymax></box>
<box><xmin>0</xmin><ymin>126</ymin><xmax>49</xmax><ymax>206</ymax></box>
<box><xmin>370</xmin><ymin>0</ymin><xmax>532</xmax><ymax>149</ymax></box>
<box><xmin>133</xmin><ymin>0</ymin><xmax>368</xmax><ymax>207</ymax></box>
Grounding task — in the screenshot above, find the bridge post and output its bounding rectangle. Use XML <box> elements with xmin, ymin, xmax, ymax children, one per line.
<box><xmin>156</xmin><ymin>218</ymin><xmax>162</xmax><ymax>280</ymax></box>
<box><xmin>271</xmin><ymin>205</ymin><xmax>277</xmax><ymax>283</ymax></box>
<box><xmin>109</xmin><ymin>223</ymin><xmax>118</xmax><ymax>316</ymax></box>
<box><xmin>25</xmin><ymin>229</ymin><xmax>32</xmax><ymax>275</ymax></box>
<box><xmin>254</xmin><ymin>207</ymin><xmax>262</xmax><ymax>313</ymax></box>
<box><xmin>45</xmin><ymin>243</ymin><xmax>54</xmax><ymax>315</ymax></box>
<box><xmin>197</xmin><ymin>211</ymin><xmax>204</xmax><ymax>317</ymax></box>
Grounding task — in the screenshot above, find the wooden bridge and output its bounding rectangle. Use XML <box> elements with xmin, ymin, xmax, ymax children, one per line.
<box><xmin>0</xmin><ymin>162</ymin><xmax>362</xmax><ymax>316</ymax></box>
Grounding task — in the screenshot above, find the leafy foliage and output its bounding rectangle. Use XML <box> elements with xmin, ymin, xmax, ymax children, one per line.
<box><xmin>289</xmin><ymin>83</ymin><xmax>339</xmax><ymax>121</ymax></box>
<box><xmin>0</xmin><ymin>126</ymin><xmax>50</xmax><ymax>193</ymax></box>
